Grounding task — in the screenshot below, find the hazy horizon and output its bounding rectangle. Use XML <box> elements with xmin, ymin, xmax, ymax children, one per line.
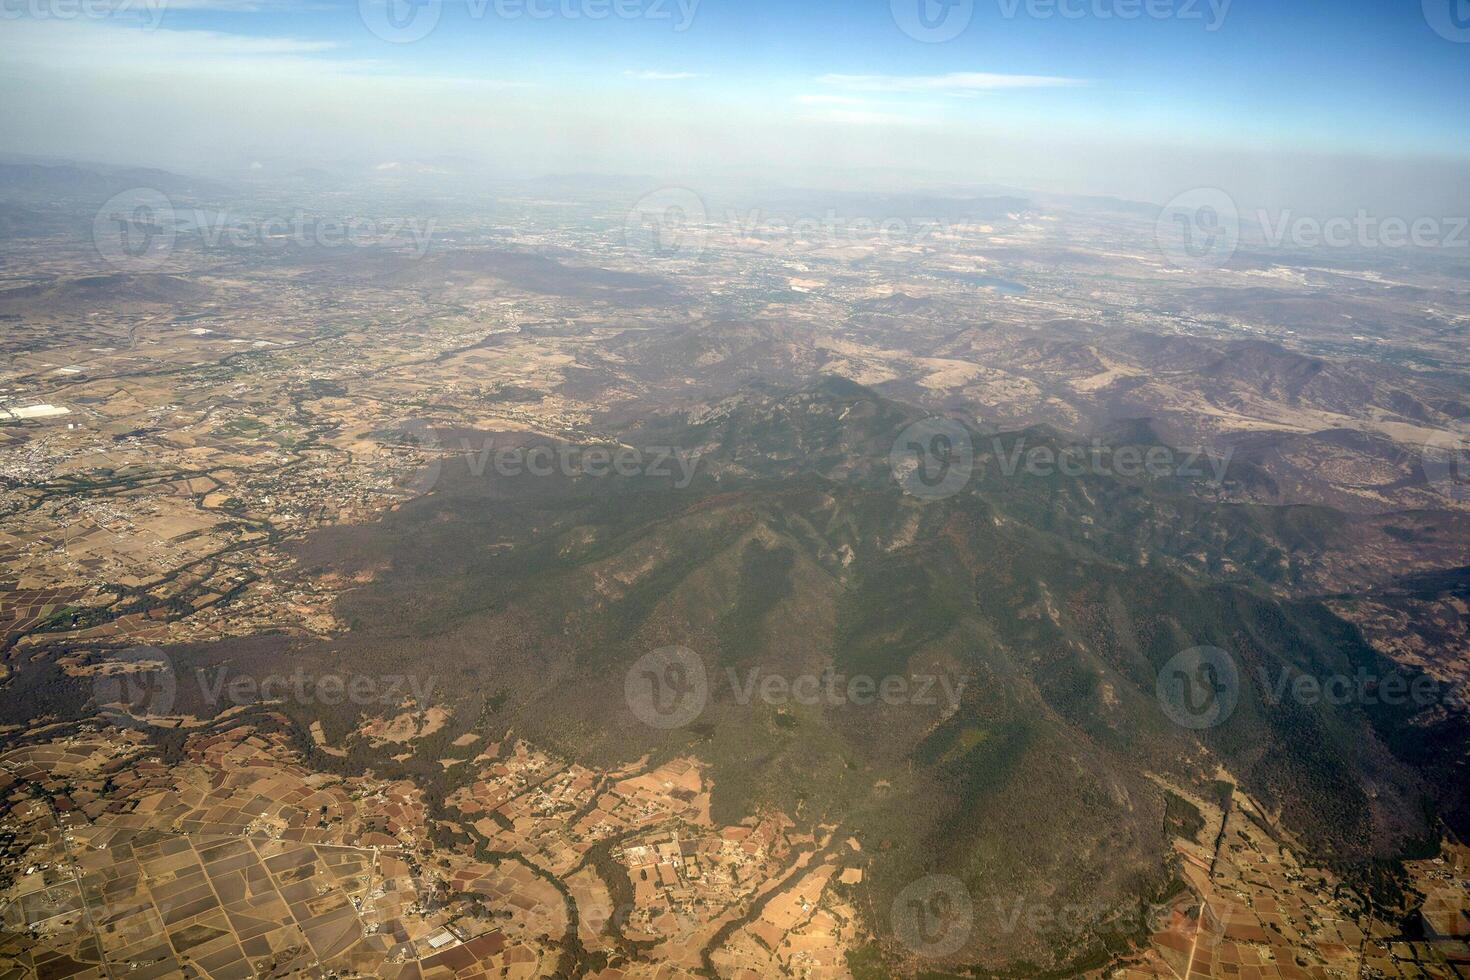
<box><xmin>3</xmin><ymin>0</ymin><xmax>1469</xmax><ymax>215</ymax></box>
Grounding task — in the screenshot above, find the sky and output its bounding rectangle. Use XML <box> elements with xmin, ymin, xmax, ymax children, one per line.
<box><xmin>1</xmin><ymin>0</ymin><xmax>1468</xmax><ymax>211</ymax></box>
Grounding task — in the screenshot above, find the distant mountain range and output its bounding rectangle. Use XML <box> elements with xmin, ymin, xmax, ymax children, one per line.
<box><xmin>0</xmin><ymin>161</ymin><xmax>231</xmax><ymax>205</ymax></box>
<box><xmin>143</xmin><ymin>377</ymin><xmax>1463</xmax><ymax>972</ymax></box>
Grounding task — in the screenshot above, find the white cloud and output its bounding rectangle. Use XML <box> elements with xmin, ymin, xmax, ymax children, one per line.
<box><xmin>801</xmin><ymin>108</ymin><xmax>925</xmax><ymax>127</ymax></box>
<box><xmin>818</xmin><ymin>72</ymin><xmax>1085</xmax><ymax>94</ymax></box>
<box><xmin>3</xmin><ymin>11</ymin><xmax>1458</xmax><ymax>219</ymax></box>
<box><xmin>0</xmin><ymin>16</ymin><xmax>530</xmax><ymax>85</ymax></box>
<box><xmin>0</xmin><ymin>16</ymin><xmax>347</xmax><ymax>67</ymax></box>
<box><xmin>795</xmin><ymin>94</ymin><xmax>870</xmax><ymax>106</ymax></box>
<box><xmin>794</xmin><ymin>93</ymin><xmax>927</xmax><ymax>125</ymax></box>
<box><xmin>624</xmin><ymin>70</ymin><xmax>703</xmax><ymax>81</ymax></box>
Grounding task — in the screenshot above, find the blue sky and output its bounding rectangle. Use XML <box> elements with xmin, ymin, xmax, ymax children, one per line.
<box><xmin>1</xmin><ymin>0</ymin><xmax>1467</xmax><ymax>206</ymax></box>
<box><xmin>141</xmin><ymin>0</ymin><xmax>1470</xmax><ymax>155</ymax></box>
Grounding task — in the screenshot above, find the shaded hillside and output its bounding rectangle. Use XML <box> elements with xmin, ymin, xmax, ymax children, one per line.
<box><xmin>95</xmin><ymin>378</ymin><xmax>1469</xmax><ymax>972</ymax></box>
<box><xmin>208</xmin><ymin>381</ymin><xmax>1460</xmax><ymax>967</ymax></box>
